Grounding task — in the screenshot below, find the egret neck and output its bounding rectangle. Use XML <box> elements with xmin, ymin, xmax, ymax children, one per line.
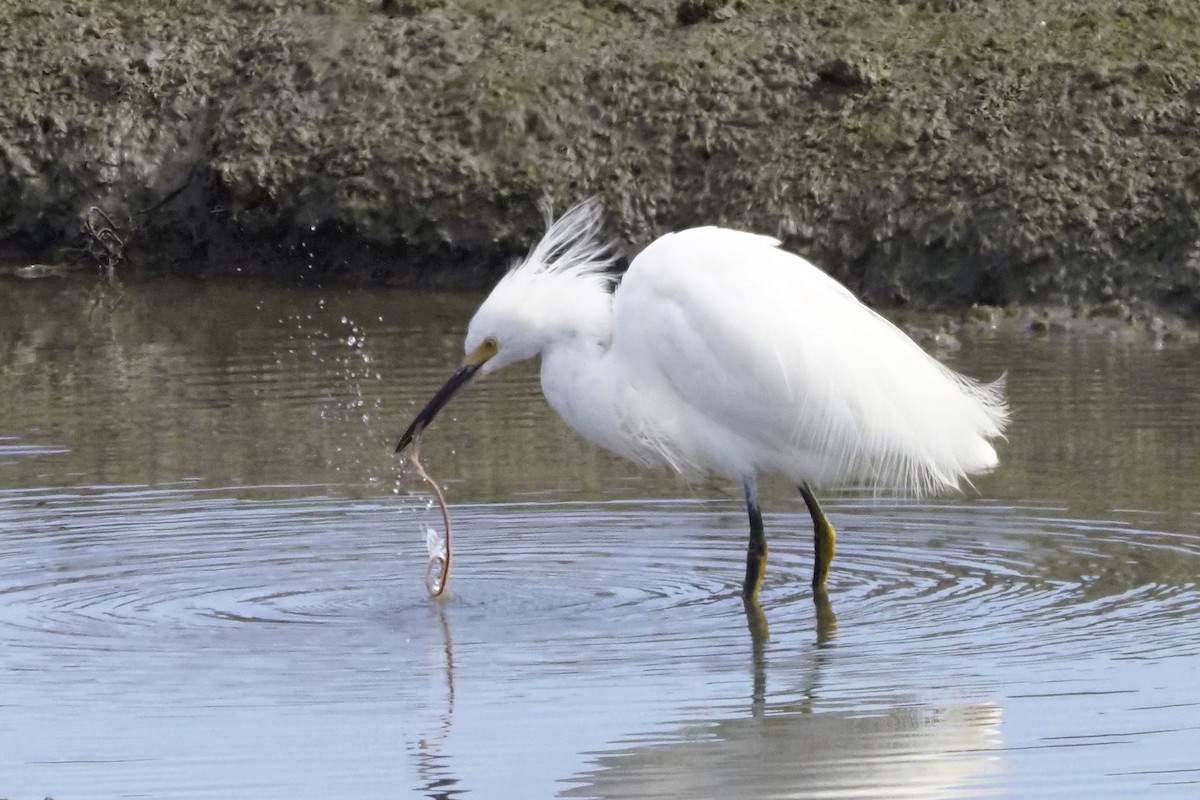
<box><xmin>538</xmin><ymin>308</ymin><xmax>641</xmax><ymax>465</ymax></box>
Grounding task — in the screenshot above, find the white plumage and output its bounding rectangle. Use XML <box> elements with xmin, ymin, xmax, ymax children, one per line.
<box><xmin>398</xmin><ymin>198</ymin><xmax>1009</xmax><ymax>599</ymax></box>
<box><xmin>613</xmin><ymin>226</ymin><xmax>1006</xmax><ymax>495</ymax></box>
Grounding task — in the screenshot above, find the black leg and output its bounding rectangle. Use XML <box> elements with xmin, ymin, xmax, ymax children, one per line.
<box><xmin>743</xmin><ymin>476</ymin><xmax>768</xmax><ymax>599</ymax></box>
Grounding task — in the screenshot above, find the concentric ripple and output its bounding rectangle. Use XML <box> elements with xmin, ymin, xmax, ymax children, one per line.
<box><xmin>801</xmin><ymin>501</ymin><xmax>1200</xmax><ymax>664</ymax></box>
<box><xmin>2</xmin><ymin>487</ymin><xmax>1197</xmax><ymax>671</ymax></box>
<box><xmin>0</xmin><ymin>486</ymin><xmax>377</xmax><ymax>640</ymax></box>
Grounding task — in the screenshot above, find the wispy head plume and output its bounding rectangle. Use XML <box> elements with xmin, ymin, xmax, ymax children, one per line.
<box><xmin>511</xmin><ymin>197</ymin><xmax>620</xmax><ymax>291</ymax></box>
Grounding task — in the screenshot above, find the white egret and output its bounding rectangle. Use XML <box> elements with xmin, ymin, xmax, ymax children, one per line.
<box><xmin>396</xmin><ymin>199</ymin><xmax>1008</xmax><ymax>600</ymax></box>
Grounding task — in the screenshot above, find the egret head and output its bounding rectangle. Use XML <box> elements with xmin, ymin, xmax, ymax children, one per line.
<box><xmin>460</xmin><ymin>274</ymin><xmax>551</xmax><ymax>376</ymax></box>
<box><xmin>395</xmin><ymin>198</ymin><xmax>617</xmax><ymax>455</ymax></box>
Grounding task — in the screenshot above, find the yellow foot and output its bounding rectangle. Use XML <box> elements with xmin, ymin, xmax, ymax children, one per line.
<box><xmin>743</xmin><ymin>595</ymin><xmax>769</xmax><ymax>642</ymax></box>
<box><xmin>799</xmin><ymin>483</ymin><xmax>836</xmax><ymax>592</ymax></box>
<box><xmin>812</xmin><ymin>521</ymin><xmax>836</xmax><ymax>590</ymax></box>
<box><xmin>743</xmin><ymin>548</ymin><xmax>768</xmax><ymax>600</ymax></box>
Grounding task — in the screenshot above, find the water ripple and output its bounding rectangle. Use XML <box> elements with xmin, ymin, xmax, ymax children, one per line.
<box><xmin>2</xmin><ymin>488</ymin><xmax>1197</xmax><ymax>673</ymax></box>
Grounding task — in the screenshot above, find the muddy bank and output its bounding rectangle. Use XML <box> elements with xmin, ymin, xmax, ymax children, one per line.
<box><xmin>1</xmin><ymin>0</ymin><xmax>1199</xmax><ymax>316</ymax></box>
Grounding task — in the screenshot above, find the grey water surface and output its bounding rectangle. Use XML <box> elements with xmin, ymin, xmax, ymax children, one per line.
<box><xmin>1</xmin><ymin>278</ymin><xmax>1198</xmax><ymax>799</ymax></box>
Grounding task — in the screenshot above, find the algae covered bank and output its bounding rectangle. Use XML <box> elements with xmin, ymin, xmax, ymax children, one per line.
<box><xmin>2</xmin><ymin>0</ymin><xmax>1199</xmax><ymax>317</ymax></box>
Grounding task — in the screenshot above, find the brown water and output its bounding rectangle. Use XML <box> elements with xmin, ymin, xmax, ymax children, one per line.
<box><xmin>1</xmin><ymin>277</ymin><xmax>1198</xmax><ymax>799</ymax></box>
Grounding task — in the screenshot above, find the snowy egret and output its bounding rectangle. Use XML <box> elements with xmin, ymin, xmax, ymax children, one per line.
<box><xmin>396</xmin><ymin>199</ymin><xmax>1008</xmax><ymax>600</ymax></box>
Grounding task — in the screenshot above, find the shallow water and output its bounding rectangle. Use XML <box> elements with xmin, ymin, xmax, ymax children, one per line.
<box><xmin>1</xmin><ymin>277</ymin><xmax>1198</xmax><ymax>798</ymax></box>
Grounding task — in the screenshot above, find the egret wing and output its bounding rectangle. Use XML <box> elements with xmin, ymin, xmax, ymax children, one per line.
<box><xmin>611</xmin><ymin>227</ymin><xmax>1006</xmax><ymax>494</ymax></box>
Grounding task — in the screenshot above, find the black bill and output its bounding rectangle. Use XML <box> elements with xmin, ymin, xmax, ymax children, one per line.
<box><xmin>395</xmin><ymin>362</ymin><xmax>483</xmax><ymax>455</ymax></box>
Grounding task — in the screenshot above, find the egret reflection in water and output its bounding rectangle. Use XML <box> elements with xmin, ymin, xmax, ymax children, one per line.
<box><xmin>565</xmin><ymin>702</ymin><xmax>1003</xmax><ymax>800</ymax></box>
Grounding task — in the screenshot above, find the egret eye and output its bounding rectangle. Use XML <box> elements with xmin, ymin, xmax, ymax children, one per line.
<box><xmin>482</xmin><ymin>336</ymin><xmax>499</xmax><ymax>355</ymax></box>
